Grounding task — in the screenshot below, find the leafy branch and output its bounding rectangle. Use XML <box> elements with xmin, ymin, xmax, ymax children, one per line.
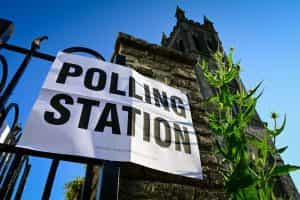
<box><xmin>198</xmin><ymin>48</ymin><xmax>300</xmax><ymax>199</ymax></box>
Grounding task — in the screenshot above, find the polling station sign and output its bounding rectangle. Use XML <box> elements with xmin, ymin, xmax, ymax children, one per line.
<box><xmin>18</xmin><ymin>52</ymin><xmax>202</xmax><ymax>179</ymax></box>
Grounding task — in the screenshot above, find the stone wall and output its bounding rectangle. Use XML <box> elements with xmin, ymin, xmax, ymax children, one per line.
<box><xmin>112</xmin><ymin>33</ymin><xmax>227</xmax><ymax>200</ymax></box>
<box><xmin>109</xmin><ymin>32</ymin><xmax>300</xmax><ymax>200</ymax></box>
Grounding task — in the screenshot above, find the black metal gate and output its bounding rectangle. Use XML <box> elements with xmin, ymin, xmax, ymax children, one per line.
<box><xmin>0</xmin><ymin>18</ymin><xmax>120</xmax><ymax>200</ymax></box>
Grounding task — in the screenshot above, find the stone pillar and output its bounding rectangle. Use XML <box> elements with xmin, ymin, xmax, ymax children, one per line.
<box><xmin>111</xmin><ymin>33</ymin><xmax>226</xmax><ymax>200</ymax></box>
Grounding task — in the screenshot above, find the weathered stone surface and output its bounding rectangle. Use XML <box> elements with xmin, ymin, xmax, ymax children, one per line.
<box><xmin>194</xmin><ymin>125</ymin><xmax>213</xmax><ymax>137</ymax></box>
<box><xmin>199</xmin><ymin>152</ymin><xmax>218</xmax><ymax>165</ymax></box>
<box><xmin>119</xmin><ymin>179</ymin><xmax>227</xmax><ymax>200</ymax></box>
<box><xmin>170</xmin><ymin>78</ymin><xmax>199</xmax><ymax>92</ymax></box>
<box><xmin>172</xmin><ymin>67</ymin><xmax>197</xmax><ymax>81</ymax></box>
<box><xmin>197</xmin><ymin>135</ymin><xmax>214</xmax><ymax>150</ymax></box>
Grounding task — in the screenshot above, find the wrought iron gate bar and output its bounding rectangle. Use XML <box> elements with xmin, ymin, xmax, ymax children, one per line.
<box><xmin>0</xmin><ymin>55</ymin><xmax>8</xmax><ymax>93</ymax></box>
<box><xmin>63</xmin><ymin>47</ymin><xmax>105</xmax><ymax>61</ymax></box>
<box><xmin>14</xmin><ymin>161</ymin><xmax>31</xmax><ymax>200</ymax></box>
<box><xmin>0</xmin><ymin>153</ymin><xmax>22</xmax><ymax>198</ymax></box>
<box><xmin>0</xmin><ymin>144</ymin><xmax>105</xmax><ymax>165</ymax></box>
<box><xmin>1</xmin><ymin>43</ymin><xmax>55</xmax><ymax>62</ymax></box>
<box><xmin>42</xmin><ymin>159</ymin><xmax>59</xmax><ymax>200</ymax></box>
<box><xmin>0</xmin><ymin>27</ymin><xmax>119</xmax><ymax>198</ymax></box>
<box><xmin>5</xmin><ymin>155</ymin><xmax>26</xmax><ymax>199</ymax></box>
<box><xmin>81</xmin><ymin>164</ymin><xmax>94</xmax><ymax>200</ymax></box>
<box><xmin>0</xmin><ymin>36</ymin><xmax>48</xmax><ymax>109</ymax></box>
<box><xmin>0</xmin><ymin>153</ymin><xmax>14</xmax><ymax>183</ymax></box>
<box><xmin>2</xmin><ymin>44</ymin><xmax>107</xmax><ymax>62</ymax></box>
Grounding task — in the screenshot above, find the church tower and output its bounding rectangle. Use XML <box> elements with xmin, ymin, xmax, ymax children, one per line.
<box><xmin>161</xmin><ymin>6</ymin><xmax>220</xmax><ymax>55</ymax></box>
<box><xmin>161</xmin><ymin>6</ymin><xmax>224</xmax><ymax>99</ymax></box>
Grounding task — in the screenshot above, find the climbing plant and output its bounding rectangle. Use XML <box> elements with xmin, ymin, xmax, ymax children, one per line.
<box><xmin>198</xmin><ymin>48</ymin><xmax>300</xmax><ymax>199</ymax></box>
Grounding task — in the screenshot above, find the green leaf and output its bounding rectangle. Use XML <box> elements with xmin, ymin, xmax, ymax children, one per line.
<box><xmin>247</xmin><ymin>136</ymin><xmax>262</xmax><ymax>148</ymax></box>
<box><xmin>273</xmin><ymin>114</ymin><xmax>287</xmax><ymax>137</ymax></box>
<box><xmin>224</xmin><ymin>67</ymin><xmax>238</xmax><ymax>84</ymax></box>
<box><xmin>242</xmin><ymin>99</ymin><xmax>257</xmax><ymax>122</ymax></box>
<box><xmin>208</xmin><ymin>96</ymin><xmax>219</xmax><ymax>104</ymax></box>
<box><xmin>270</xmin><ymin>164</ymin><xmax>300</xmax><ymax>177</ymax></box>
<box><xmin>245</xmin><ymin>81</ymin><xmax>263</xmax><ymax>99</ymax></box>
<box><xmin>276</xmin><ymin>146</ymin><xmax>288</xmax><ymax>154</ymax></box>
<box><xmin>240</xmin><ymin>185</ymin><xmax>259</xmax><ymax>200</ymax></box>
<box><xmin>225</xmin><ymin>163</ymin><xmax>256</xmax><ymax>193</ymax></box>
<box><xmin>254</xmin><ymin>90</ymin><xmax>264</xmax><ymax>101</ymax></box>
<box><xmin>215</xmin><ymin>139</ymin><xmax>230</xmax><ymax>160</ymax></box>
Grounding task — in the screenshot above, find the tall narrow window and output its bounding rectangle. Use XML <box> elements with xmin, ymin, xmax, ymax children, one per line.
<box><xmin>192</xmin><ymin>35</ymin><xmax>201</xmax><ymax>51</ymax></box>
<box><xmin>178</xmin><ymin>40</ymin><xmax>185</xmax><ymax>52</ymax></box>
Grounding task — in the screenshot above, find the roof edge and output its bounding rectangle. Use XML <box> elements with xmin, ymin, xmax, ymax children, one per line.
<box><xmin>111</xmin><ymin>32</ymin><xmax>204</xmax><ymax>65</ymax></box>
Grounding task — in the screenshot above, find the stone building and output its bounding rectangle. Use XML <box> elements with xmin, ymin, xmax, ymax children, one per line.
<box><xmin>93</xmin><ymin>7</ymin><xmax>299</xmax><ymax>199</ymax></box>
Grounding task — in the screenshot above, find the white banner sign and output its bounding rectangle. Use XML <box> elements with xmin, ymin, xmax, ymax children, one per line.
<box><xmin>18</xmin><ymin>52</ymin><xmax>202</xmax><ymax>179</ymax></box>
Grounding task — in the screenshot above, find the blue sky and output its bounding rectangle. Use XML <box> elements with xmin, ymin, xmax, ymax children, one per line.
<box><xmin>1</xmin><ymin>0</ymin><xmax>300</xmax><ymax>199</ymax></box>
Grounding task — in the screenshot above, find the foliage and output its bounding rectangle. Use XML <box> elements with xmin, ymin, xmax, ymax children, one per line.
<box><xmin>64</xmin><ymin>176</ymin><xmax>84</xmax><ymax>200</ymax></box>
<box><xmin>198</xmin><ymin>48</ymin><xmax>300</xmax><ymax>199</ymax></box>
